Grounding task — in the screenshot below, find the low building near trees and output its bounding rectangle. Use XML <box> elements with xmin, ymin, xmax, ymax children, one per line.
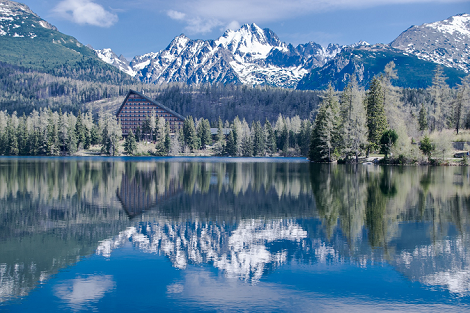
<box><xmin>116</xmin><ymin>89</ymin><xmax>185</xmax><ymax>136</ymax></box>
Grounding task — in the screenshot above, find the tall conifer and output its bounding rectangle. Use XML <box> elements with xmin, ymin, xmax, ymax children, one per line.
<box><xmin>366</xmin><ymin>77</ymin><xmax>387</xmax><ymax>150</ymax></box>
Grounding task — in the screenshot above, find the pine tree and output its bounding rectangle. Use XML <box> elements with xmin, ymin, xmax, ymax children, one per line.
<box><xmin>298</xmin><ymin>120</ymin><xmax>311</xmax><ymax>157</ymax></box>
<box><xmin>241</xmin><ymin>135</ymin><xmax>253</xmax><ymax>157</ymax></box>
<box><xmin>264</xmin><ymin>119</ymin><xmax>277</xmax><ymax>156</ymax></box>
<box><xmin>141</xmin><ymin>116</ymin><xmax>152</xmax><ymax>142</ymax></box>
<box><xmin>183</xmin><ymin>116</ymin><xmax>200</xmax><ymax>151</ymax></box>
<box><xmin>281</xmin><ymin>124</ymin><xmax>289</xmax><ymax>156</ymax></box>
<box><xmin>340</xmin><ymin>77</ymin><xmax>368</xmax><ymax>161</ymax></box>
<box><xmin>47</xmin><ymin>110</ymin><xmax>60</xmax><ymax>155</ymax></box>
<box><xmin>58</xmin><ymin>111</ymin><xmax>68</xmax><ymax>154</ymax></box>
<box><xmin>366</xmin><ymin>77</ymin><xmax>388</xmax><ymax>151</ymax></box>
<box><xmin>90</xmin><ymin>124</ymin><xmax>100</xmax><ymax>145</ymax></box>
<box><xmin>75</xmin><ymin>110</ymin><xmax>86</xmax><ymax>149</ymax></box>
<box><xmin>135</xmin><ymin>126</ymin><xmax>142</xmax><ymax>142</ymax></box>
<box><xmin>164</xmin><ymin>122</ymin><xmax>171</xmax><ymax>154</ymax></box>
<box><xmin>124</xmin><ymin>129</ymin><xmax>137</xmax><ymax>155</ymax></box>
<box><xmin>18</xmin><ymin>115</ymin><xmax>29</xmax><ymax>155</ymax></box>
<box><xmin>252</xmin><ymin>120</ymin><xmax>265</xmax><ymax>156</ymax></box>
<box><xmin>0</xmin><ymin>111</ymin><xmax>7</xmax><ymax>155</ymax></box>
<box><xmin>309</xmin><ymin>85</ymin><xmax>341</xmax><ymax>162</ymax></box>
<box><xmin>225</xmin><ymin>130</ymin><xmax>237</xmax><ymax>156</ymax></box>
<box><xmin>197</xmin><ymin>118</ymin><xmax>212</xmax><ymax>149</ymax></box>
<box><xmin>6</xmin><ymin>118</ymin><xmax>18</xmax><ymax>156</ymax></box>
<box><xmin>216</xmin><ymin>117</ymin><xmax>225</xmax><ymax>145</ymax></box>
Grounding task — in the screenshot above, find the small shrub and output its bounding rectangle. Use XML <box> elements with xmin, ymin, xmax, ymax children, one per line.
<box><xmin>398</xmin><ymin>154</ymin><xmax>407</xmax><ymax>165</ymax></box>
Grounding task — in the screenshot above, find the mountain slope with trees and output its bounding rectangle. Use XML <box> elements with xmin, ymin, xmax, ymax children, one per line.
<box><xmin>0</xmin><ymin>0</ymin><xmax>134</xmax><ymax>83</ymax></box>
<box><xmin>296</xmin><ymin>45</ymin><xmax>467</xmax><ymax>91</ymax></box>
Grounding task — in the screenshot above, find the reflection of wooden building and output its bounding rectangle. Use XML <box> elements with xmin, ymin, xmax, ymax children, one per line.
<box><xmin>116</xmin><ymin>173</ymin><xmax>182</xmax><ymax>218</ymax></box>
<box><xmin>116</xmin><ymin>89</ymin><xmax>185</xmax><ymax>135</ymax></box>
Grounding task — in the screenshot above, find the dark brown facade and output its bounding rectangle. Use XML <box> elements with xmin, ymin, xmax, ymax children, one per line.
<box><xmin>117</xmin><ymin>89</ymin><xmax>185</xmax><ymax>135</ymax></box>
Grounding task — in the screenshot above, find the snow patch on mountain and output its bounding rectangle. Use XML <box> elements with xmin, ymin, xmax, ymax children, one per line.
<box><xmin>94</xmin><ymin>48</ymin><xmax>136</xmax><ymax>76</ymax></box>
<box><xmin>0</xmin><ymin>0</ymin><xmax>57</xmax><ymax>38</ymax></box>
<box><xmin>427</xmin><ymin>13</ymin><xmax>470</xmax><ymax>37</ymax></box>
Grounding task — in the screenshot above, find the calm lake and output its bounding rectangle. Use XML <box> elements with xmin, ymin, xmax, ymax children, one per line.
<box><xmin>1</xmin><ymin>157</ymin><xmax>469</xmax><ymax>312</ymax></box>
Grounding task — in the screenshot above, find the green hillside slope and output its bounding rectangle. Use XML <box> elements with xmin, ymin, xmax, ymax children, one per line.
<box><xmin>0</xmin><ymin>0</ymin><xmax>133</xmax><ymax>83</ymax></box>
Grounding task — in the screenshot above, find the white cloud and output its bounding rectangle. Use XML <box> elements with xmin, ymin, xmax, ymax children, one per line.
<box><xmin>156</xmin><ymin>0</ymin><xmax>465</xmax><ymax>33</ymax></box>
<box><xmin>225</xmin><ymin>21</ymin><xmax>240</xmax><ymax>31</ymax></box>
<box><xmin>167</xmin><ymin>10</ymin><xmax>186</xmax><ymax>21</ymax></box>
<box><xmin>185</xmin><ymin>17</ymin><xmax>223</xmax><ymax>34</ymax></box>
<box><xmin>53</xmin><ymin>0</ymin><xmax>118</xmax><ymax>27</ymax></box>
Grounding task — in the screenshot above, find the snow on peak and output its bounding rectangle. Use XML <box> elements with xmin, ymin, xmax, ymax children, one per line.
<box><xmin>350</xmin><ymin>40</ymin><xmax>370</xmax><ymax>48</ymax></box>
<box><xmin>95</xmin><ymin>47</ymin><xmax>136</xmax><ymax>77</ymax></box>
<box><xmin>425</xmin><ymin>13</ymin><xmax>470</xmax><ymax>37</ymax></box>
<box><xmin>0</xmin><ymin>0</ymin><xmax>56</xmax><ymax>31</ymax></box>
<box><xmin>97</xmin><ymin>22</ymin><xmax>341</xmax><ymax>88</ymax></box>
<box><xmin>216</xmin><ymin>23</ymin><xmax>284</xmax><ymax>60</ymax></box>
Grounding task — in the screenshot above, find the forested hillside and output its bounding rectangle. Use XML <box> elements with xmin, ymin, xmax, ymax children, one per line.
<box><xmin>153</xmin><ymin>84</ymin><xmax>323</xmax><ymax>123</ymax></box>
<box><xmin>0</xmin><ymin>62</ymin><xmax>324</xmax><ymax>121</ymax></box>
<box><xmin>0</xmin><ymin>61</ymin><xmax>149</xmax><ymax>114</ymax></box>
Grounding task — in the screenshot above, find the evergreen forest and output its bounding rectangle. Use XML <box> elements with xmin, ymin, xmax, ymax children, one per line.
<box><xmin>0</xmin><ymin>59</ymin><xmax>469</xmax><ymax>163</ymax></box>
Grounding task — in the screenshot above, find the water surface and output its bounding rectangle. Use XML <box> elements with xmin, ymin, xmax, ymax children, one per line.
<box><xmin>1</xmin><ymin>158</ymin><xmax>469</xmax><ymax>312</ymax></box>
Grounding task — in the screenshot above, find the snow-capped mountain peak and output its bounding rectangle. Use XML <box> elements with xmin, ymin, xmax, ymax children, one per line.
<box><xmin>426</xmin><ymin>13</ymin><xmax>470</xmax><ymax>37</ymax></box>
<box><xmin>0</xmin><ymin>0</ymin><xmax>56</xmax><ymax>38</ymax></box>
<box><xmin>391</xmin><ymin>13</ymin><xmax>470</xmax><ymax>72</ymax></box>
<box><xmin>99</xmin><ymin>23</ymin><xmax>339</xmax><ymax>88</ymax></box>
<box><xmin>216</xmin><ymin>23</ymin><xmax>286</xmax><ymax>61</ymax></box>
<box><xmin>349</xmin><ymin>40</ymin><xmax>370</xmax><ymax>48</ymax></box>
<box><xmin>167</xmin><ymin>34</ymin><xmax>191</xmax><ymax>53</ymax></box>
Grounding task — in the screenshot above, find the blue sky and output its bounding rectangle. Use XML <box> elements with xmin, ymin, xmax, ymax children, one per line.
<box><xmin>20</xmin><ymin>0</ymin><xmax>469</xmax><ymax>60</ymax></box>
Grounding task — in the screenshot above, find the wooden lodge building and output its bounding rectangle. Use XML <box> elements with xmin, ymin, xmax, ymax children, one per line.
<box><xmin>117</xmin><ymin>90</ymin><xmax>185</xmax><ymax>136</ymax></box>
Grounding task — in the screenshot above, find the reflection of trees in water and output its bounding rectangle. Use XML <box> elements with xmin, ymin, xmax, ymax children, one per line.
<box><xmin>309</xmin><ymin>164</ymin><xmax>470</xmax><ymax>252</ymax></box>
<box><xmin>1</xmin><ymin>159</ymin><xmax>470</xmax><ymax>301</ymax></box>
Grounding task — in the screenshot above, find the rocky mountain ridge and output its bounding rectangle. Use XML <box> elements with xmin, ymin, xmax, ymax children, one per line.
<box><xmin>391</xmin><ymin>13</ymin><xmax>470</xmax><ymax>73</ymax></box>
<box><xmin>96</xmin><ymin>23</ymin><xmax>344</xmax><ymax>88</ymax></box>
<box><xmin>96</xmin><ymin>14</ymin><xmax>469</xmax><ymax>89</ymax></box>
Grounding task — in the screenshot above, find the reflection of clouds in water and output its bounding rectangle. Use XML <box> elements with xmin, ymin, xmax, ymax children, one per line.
<box><xmin>167</xmin><ymin>283</ymin><xmax>184</xmax><ymax>294</ymax></box>
<box><xmin>423</xmin><ymin>270</ymin><xmax>470</xmax><ymax>295</ymax></box>
<box><xmin>168</xmin><ymin>268</ymin><xmax>459</xmax><ymax>313</ymax></box>
<box><xmin>54</xmin><ymin>275</ymin><xmax>115</xmax><ymax>310</ymax></box>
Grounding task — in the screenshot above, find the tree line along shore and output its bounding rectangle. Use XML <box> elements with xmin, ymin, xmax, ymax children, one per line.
<box><xmin>0</xmin><ymin>62</ymin><xmax>468</xmax><ymax>165</ymax></box>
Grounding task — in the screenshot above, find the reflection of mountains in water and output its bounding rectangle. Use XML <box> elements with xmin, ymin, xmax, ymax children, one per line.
<box><xmin>97</xmin><ymin>219</ymin><xmax>470</xmax><ymax>295</ymax></box>
<box><xmin>0</xmin><ymin>160</ymin><xmax>315</xmax><ymax>303</ymax></box>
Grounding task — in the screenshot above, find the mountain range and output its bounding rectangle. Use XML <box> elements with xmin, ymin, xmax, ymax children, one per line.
<box><xmin>95</xmin><ymin>14</ymin><xmax>470</xmax><ymax>89</ymax></box>
<box><xmin>95</xmin><ymin>24</ymin><xmax>343</xmax><ymax>88</ymax></box>
<box><xmin>0</xmin><ymin>0</ymin><xmax>468</xmax><ymax>90</ymax></box>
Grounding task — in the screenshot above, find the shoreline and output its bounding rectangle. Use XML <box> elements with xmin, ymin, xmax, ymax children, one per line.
<box><xmin>0</xmin><ymin>154</ymin><xmax>467</xmax><ymax>166</ymax></box>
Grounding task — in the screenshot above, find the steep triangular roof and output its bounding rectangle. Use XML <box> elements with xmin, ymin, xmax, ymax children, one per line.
<box><xmin>116</xmin><ymin>89</ymin><xmax>185</xmax><ymax>120</ymax></box>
